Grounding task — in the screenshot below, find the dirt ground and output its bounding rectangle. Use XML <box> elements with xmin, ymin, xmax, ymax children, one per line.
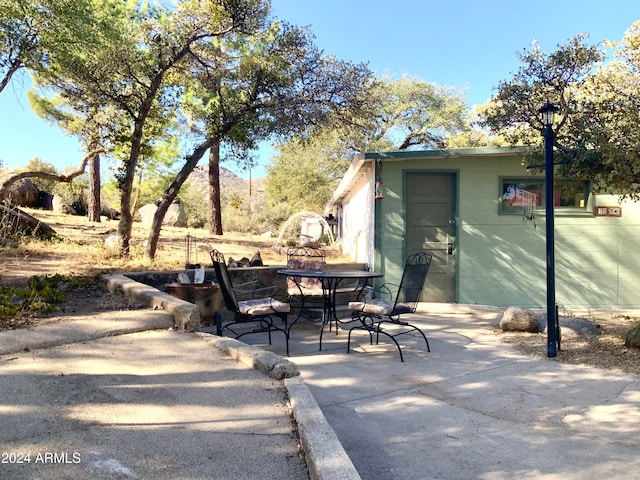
<box><xmin>0</xmin><ymin>208</ymin><xmax>285</xmax><ymax>329</ymax></box>
<box><xmin>2</xmin><ymin>209</ymin><xmax>640</xmax><ymax>375</ymax></box>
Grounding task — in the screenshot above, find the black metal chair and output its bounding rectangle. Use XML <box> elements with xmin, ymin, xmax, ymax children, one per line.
<box><xmin>210</xmin><ymin>249</ymin><xmax>291</xmax><ymax>356</ymax></box>
<box><xmin>347</xmin><ymin>252</ymin><xmax>432</xmax><ymax>362</ymax></box>
<box><xmin>286</xmin><ymin>246</ymin><xmax>327</xmax><ymax>320</ymax></box>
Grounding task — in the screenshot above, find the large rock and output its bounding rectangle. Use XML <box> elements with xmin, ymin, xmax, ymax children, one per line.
<box><xmin>138</xmin><ymin>201</ymin><xmax>187</xmax><ymax>227</ymax></box>
<box><xmin>1</xmin><ymin>178</ymin><xmax>39</xmax><ymax>207</ymax></box>
<box><xmin>38</xmin><ymin>191</ymin><xmax>54</xmax><ymax>210</ymax></box>
<box><xmin>0</xmin><ymin>204</ymin><xmax>57</xmax><ymax>237</ymax></box>
<box><xmin>52</xmin><ymin>194</ymin><xmax>76</xmax><ymax>214</ymax></box>
<box><xmin>499</xmin><ymin>306</ymin><xmax>539</xmax><ymax>332</ymax></box>
<box><xmin>165</xmin><ymin>200</ymin><xmax>187</xmax><ymax>227</ymax></box>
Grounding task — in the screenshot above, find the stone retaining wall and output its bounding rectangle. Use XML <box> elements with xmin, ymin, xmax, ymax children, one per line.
<box><xmin>105</xmin><ymin>263</ymin><xmax>367</xmax><ymax>331</ymax></box>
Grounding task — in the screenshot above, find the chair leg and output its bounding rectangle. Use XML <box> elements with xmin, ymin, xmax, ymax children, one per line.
<box><xmin>276</xmin><ymin>312</ymin><xmax>290</xmax><ymax>357</ymax></box>
<box><xmin>348</xmin><ymin>328</ymin><xmax>375</xmax><ymax>349</ymax></box>
<box><xmin>415</xmin><ymin>326</ymin><xmax>430</xmax><ymax>352</ymax></box>
<box><xmin>224</xmin><ymin>315</ymin><xmax>290</xmax><ymax>357</ymax></box>
<box><xmin>377</xmin><ymin>320</ymin><xmax>431</xmax><ymax>359</ymax></box>
<box><xmin>375</xmin><ymin>328</ymin><xmax>405</xmax><ymax>362</ymax></box>
<box><xmin>319</xmin><ymin>323</ymin><xmax>324</xmax><ymax>351</ymax></box>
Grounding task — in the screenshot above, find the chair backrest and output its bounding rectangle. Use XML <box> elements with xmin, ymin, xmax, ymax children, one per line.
<box><xmin>395</xmin><ymin>252</ymin><xmax>432</xmax><ymax>313</ymax></box>
<box><xmin>286</xmin><ymin>246</ymin><xmax>326</xmax><ymax>269</ymax></box>
<box><xmin>210</xmin><ymin>249</ymin><xmax>240</xmax><ymax>313</ymax></box>
<box><xmin>286</xmin><ymin>246</ymin><xmax>326</xmax><ymax>291</ymax></box>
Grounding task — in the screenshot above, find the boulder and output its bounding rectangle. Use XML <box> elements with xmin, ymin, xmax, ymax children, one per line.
<box><xmin>52</xmin><ymin>194</ymin><xmax>76</xmax><ymax>214</ymax></box>
<box><xmin>1</xmin><ymin>178</ymin><xmax>39</xmax><ymax>207</ymax></box>
<box><xmin>138</xmin><ymin>201</ymin><xmax>187</xmax><ymax>227</ymax></box>
<box><xmin>0</xmin><ymin>204</ymin><xmax>57</xmax><ymax>237</ymax></box>
<box><xmin>101</xmin><ymin>206</ymin><xmax>120</xmax><ymax>220</ymax></box>
<box><xmin>104</xmin><ymin>235</ymin><xmax>120</xmax><ymax>250</ymax></box>
<box><xmin>499</xmin><ymin>306</ymin><xmax>539</xmax><ymax>332</ymax></box>
<box><xmin>38</xmin><ymin>191</ymin><xmax>54</xmax><ymax>210</ymax></box>
<box><xmin>0</xmin><ymin>237</ymin><xmax>18</xmax><ymax>248</ymax></box>
<box><xmin>536</xmin><ymin>315</ymin><xmax>601</xmax><ymax>340</ymax></box>
<box><xmin>138</xmin><ymin>204</ymin><xmax>157</xmax><ymax>224</ymax></box>
<box><xmin>558</xmin><ymin>318</ymin><xmax>600</xmax><ymax>340</ymax></box>
<box><xmin>165</xmin><ymin>200</ymin><xmax>187</xmax><ymax>227</ymax></box>
<box><xmin>250</xmin><ymin>250</ymin><xmax>263</xmax><ymax>266</ymax></box>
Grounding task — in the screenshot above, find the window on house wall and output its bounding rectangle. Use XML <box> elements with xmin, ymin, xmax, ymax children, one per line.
<box><xmin>499</xmin><ymin>177</ymin><xmax>590</xmax><ymax>214</ymax></box>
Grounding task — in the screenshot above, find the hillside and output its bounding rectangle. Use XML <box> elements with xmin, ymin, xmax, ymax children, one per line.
<box><xmin>188</xmin><ymin>165</ymin><xmax>266</xmax><ymax>207</ymax></box>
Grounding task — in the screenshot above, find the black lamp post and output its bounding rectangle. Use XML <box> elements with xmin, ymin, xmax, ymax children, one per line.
<box><xmin>540</xmin><ymin>101</ymin><xmax>559</xmax><ymax>358</ymax></box>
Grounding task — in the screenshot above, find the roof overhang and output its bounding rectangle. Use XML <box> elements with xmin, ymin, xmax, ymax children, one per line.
<box><xmin>326</xmin><ymin>146</ymin><xmax>528</xmax><ymax>211</ymax></box>
<box><xmin>325</xmin><ymin>156</ymin><xmax>373</xmax><ymax>212</ymax></box>
<box><xmin>359</xmin><ymin>146</ymin><xmax>528</xmax><ymax>161</ymax></box>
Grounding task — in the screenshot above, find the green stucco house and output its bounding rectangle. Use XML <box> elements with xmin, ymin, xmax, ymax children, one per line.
<box><xmin>326</xmin><ymin>147</ymin><xmax>640</xmax><ymax>309</ymax></box>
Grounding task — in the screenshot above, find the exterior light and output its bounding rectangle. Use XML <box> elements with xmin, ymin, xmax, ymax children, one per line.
<box><xmin>540</xmin><ymin>101</ymin><xmax>559</xmax><ymax>358</ymax></box>
<box><xmin>539</xmin><ymin>101</ymin><xmax>558</xmax><ymax>127</ymax></box>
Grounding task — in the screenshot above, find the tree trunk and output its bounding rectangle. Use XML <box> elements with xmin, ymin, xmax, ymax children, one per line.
<box><xmin>131</xmin><ymin>164</ymin><xmax>143</xmax><ymax>217</ymax></box>
<box><xmin>208</xmin><ymin>138</ymin><xmax>223</xmax><ymax>235</ymax></box>
<box><xmin>145</xmin><ymin>138</ymin><xmax>214</xmax><ymax>259</ymax></box>
<box><xmin>118</xmin><ymin>123</ymin><xmax>143</xmax><ymax>256</ymax></box>
<box><xmin>87</xmin><ymin>150</ymin><xmax>101</xmax><ymax>222</ymax></box>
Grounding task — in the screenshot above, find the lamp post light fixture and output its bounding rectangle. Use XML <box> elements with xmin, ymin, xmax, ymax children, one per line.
<box><xmin>540</xmin><ymin>101</ymin><xmax>559</xmax><ymax>358</ymax></box>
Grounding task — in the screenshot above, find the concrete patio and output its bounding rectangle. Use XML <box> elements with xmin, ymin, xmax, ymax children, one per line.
<box><xmin>227</xmin><ymin>303</ymin><xmax>640</xmax><ymax>480</ymax></box>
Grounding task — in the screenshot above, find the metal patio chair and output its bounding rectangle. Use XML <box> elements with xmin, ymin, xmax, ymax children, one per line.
<box><xmin>347</xmin><ymin>252</ymin><xmax>432</xmax><ymax>362</ymax></box>
<box><xmin>285</xmin><ymin>246</ymin><xmax>327</xmax><ymax>319</ymax></box>
<box><xmin>210</xmin><ymin>249</ymin><xmax>291</xmax><ymax>356</ymax></box>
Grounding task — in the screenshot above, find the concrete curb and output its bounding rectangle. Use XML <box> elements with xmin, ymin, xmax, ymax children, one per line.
<box><xmin>196</xmin><ymin>333</ymin><xmax>300</xmax><ymax>380</ymax></box>
<box><xmin>0</xmin><ymin>309</ymin><xmax>174</xmax><ymax>355</ymax></box>
<box><xmin>104</xmin><ymin>273</ymin><xmax>201</xmax><ymax>331</ymax></box>
<box><xmin>285</xmin><ymin>376</ymin><xmax>362</xmax><ymax>480</ymax></box>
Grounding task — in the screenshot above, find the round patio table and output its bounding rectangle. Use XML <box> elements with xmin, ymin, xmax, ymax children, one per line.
<box><xmin>277</xmin><ymin>269</ymin><xmax>382</xmax><ymax>350</ymax></box>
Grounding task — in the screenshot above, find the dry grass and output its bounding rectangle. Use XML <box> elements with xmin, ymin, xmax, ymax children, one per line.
<box><xmin>0</xmin><ymin>208</ymin><xmax>288</xmax><ymax>284</ymax></box>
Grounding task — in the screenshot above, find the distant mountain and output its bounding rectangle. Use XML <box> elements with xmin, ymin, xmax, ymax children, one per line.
<box><xmin>188</xmin><ymin>166</ymin><xmax>265</xmax><ymax>205</ymax></box>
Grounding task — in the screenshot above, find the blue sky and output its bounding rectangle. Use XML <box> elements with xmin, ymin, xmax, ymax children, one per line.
<box><xmin>1</xmin><ymin>0</ymin><xmax>639</xmax><ymax>179</ymax></box>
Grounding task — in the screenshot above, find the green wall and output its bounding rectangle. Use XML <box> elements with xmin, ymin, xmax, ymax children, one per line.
<box><xmin>374</xmin><ymin>149</ymin><xmax>640</xmax><ymax>308</ymax></box>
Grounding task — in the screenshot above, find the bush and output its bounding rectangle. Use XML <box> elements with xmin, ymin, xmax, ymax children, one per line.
<box><xmin>0</xmin><ymin>274</ymin><xmax>97</xmax><ymax>322</ymax></box>
<box><xmin>625</xmin><ymin>325</ymin><xmax>640</xmax><ymax>349</ymax></box>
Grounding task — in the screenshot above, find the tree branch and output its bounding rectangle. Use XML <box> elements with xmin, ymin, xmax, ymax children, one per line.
<box><xmin>0</xmin><ymin>148</ymin><xmax>108</xmax><ymax>199</ymax></box>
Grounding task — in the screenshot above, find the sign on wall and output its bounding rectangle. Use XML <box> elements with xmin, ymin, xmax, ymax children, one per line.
<box><xmin>595</xmin><ymin>206</ymin><xmax>622</xmax><ymax>217</ymax></box>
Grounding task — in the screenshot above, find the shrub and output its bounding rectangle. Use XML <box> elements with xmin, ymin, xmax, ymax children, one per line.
<box><xmin>0</xmin><ymin>274</ymin><xmax>94</xmax><ymax>322</ymax></box>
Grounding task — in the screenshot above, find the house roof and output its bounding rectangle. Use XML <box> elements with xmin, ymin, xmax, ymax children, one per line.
<box><xmin>326</xmin><ymin>146</ymin><xmax>528</xmax><ymax>210</ymax></box>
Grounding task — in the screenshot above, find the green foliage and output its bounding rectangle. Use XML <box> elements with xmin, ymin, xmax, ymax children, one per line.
<box><xmin>265</xmin><ymin>131</ymin><xmax>353</xmax><ymax>215</ymax></box>
<box><xmin>476</xmin><ymin>30</ymin><xmax>640</xmax><ymax>195</ymax></box>
<box><xmin>368</xmin><ymin>75</ymin><xmax>470</xmax><ymax>150</ymax></box>
<box><xmin>265</xmin><ymin>75</ymin><xmax>473</xmax><ymax>215</ymax></box>
<box><xmin>0</xmin><ymin>274</ymin><xmax>96</xmax><ymax>322</ymax></box>
<box><xmin>222</xmin><ymin>196</ymin><xmax>289</xmax><ymax>234</ymax></box>
<box><xmin>227</xmin><ymin>191</ymin><xmax>245</xmax><ymax>210</ymax></box>
<box><xmin>179</xmin><ymin>179</ymin><xmax>208</xmax><ymax>229</ymax></box>
<box><xmin>23</xmin><ymin>157</ymin><xmax>57</xmax><ymax>192</ymax></box>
